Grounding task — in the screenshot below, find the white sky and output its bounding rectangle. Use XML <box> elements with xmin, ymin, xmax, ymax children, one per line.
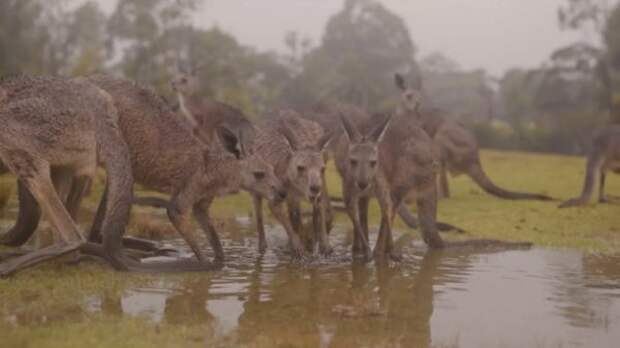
<box><xmin>96</xmin><ymin>0</ymin><xmax>590</xmax><ymax>76</ymax></box>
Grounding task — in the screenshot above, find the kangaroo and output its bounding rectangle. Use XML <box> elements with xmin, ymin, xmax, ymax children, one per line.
<box><xmin>334</xmin><ymin>111</ymin><xmax>445</xmax><ymax>260</ymax></box>
<box><xmin>251</xmin><ymin>110</ymin><xmax>333</xmax><ymax>257</ymax></box>
<box><xmin>170</xmin><ymin>69</ymin><xmax>252</xmax><ymax>144</ymax></box>
<box><xmin>559</xmin><ymin>125</ymin><xmax>620</xmax><ymax>208</ymax></box>
<box><xmin>308</xmin><ymin>103</ymin><xmax>464</xmax><ymax>234</ymax></box>
<box><xmin>85</xmin><ymin>75</ymin><xmax>285</xmax><ymax>265</ymax></box>
<box><xmin>0</xmin><ymin>74</ymin><xmax>141</xmax><ymax>276</ymax></box>
<box><xmin>394</xmin><ymin>73</ymin><xmax>552</xmax><ymax>201</ymax></box>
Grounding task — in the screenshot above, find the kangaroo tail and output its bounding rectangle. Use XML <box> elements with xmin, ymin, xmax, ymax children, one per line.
<box><xmin>468</xmin><ymin>161</ymin><xmax>552</xmax><ymax>201</ymax></box>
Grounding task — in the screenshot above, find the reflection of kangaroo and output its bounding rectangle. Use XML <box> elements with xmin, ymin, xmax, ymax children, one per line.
<box><xmin>560</xmin><ymin>125</ymin><xmax>620</xmax><ymax>208</ymax></box>
<box><xmin>395</xmin><ymin>73</ymin><xmax>552</xmax><ymax>201</ymax></box>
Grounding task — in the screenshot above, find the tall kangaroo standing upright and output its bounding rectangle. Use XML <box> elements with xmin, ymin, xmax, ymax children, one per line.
<box><xmin>560</xmin><ymin>125</ymin><xmax>620</xmax><ymax>207</ymax></box>
<box><xmin>394</xmin><ymin>73</ymin><xmax>551</xmax><ymax>201</ymax></box>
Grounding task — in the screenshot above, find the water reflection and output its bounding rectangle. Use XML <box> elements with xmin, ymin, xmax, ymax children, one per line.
<box><xmin>4</xmin><ymin>224</ymin><xmax>620</xmax><ymax>347</ymax></box>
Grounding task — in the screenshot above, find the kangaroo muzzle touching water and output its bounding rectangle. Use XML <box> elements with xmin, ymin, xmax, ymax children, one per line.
<box><xmin>559</xmin><ymin>125</ymin><xmax>620</xmax><ymax>208</ymax></box>
<box><xmin>394</xmin><ymin>73</ymin><xmax>552</xmax><ymax>202</ymax></box>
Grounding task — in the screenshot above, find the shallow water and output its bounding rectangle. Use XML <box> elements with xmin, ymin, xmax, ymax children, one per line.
<box><xmin>3</xmin><ymin>217</ymin><xmax>620</xmax><ymax>347</ymax></box>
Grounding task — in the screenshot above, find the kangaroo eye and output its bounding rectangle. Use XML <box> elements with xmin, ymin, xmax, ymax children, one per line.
<box><xmin>350</xmin><ymin>159</ymin><xmax>358</xmax><ymax>167</ymax></box>
<box><xmin>180</xmin><ymin>78</ymin><xmax>187</xmax><ymax>83</ymax></box>
<box><xmin>253</xmin><ymin>172</ymin><xmax>265</xmax><ymax>180</ymax></box>
<box><xmin>369</xmin><ymin>160</ymin><xmax>377</xmax><ymax>168</ymax></box>
<box><xmin>320</xmin><ymin>167</ymin><xmax>326</xmax><ymax>174</ymax></box>
<box><xmin>297</xmin><ymin>165</ymin><xmax>306</xmax><ymax>173</ymax></box>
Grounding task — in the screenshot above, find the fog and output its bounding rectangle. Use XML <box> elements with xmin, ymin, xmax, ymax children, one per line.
<box><xmin>90</xmin><ymin>0</ymin><xmax>586</xmax><ymax>75</ymax></box>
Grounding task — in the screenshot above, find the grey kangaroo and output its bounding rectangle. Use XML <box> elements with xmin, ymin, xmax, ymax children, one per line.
<box><xmin>559</xmin><ymin>125</ymin><xmax>620</xmax><ymax>208</ymax></box>
<box><xmin>334</xmin><ymin>110</ymin><xmax>445</xmax><ymax>260</ymax></box>
<box><xmin>251</xmin><ymin>110</ymin><xmax>333</xmax><ymax>257</ymax></box>
<box><xmin>0</xmin><ymin>74</ymin><xmax>142</xmax><ymax>275</ymax></box>
<box><xmin>394</xmin><ymin>73</ymin><xmax>551</xmax><ymax>201</ymax></box>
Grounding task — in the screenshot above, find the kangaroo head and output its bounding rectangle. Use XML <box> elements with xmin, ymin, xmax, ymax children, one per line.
<box><xmin>394</xmin><ymin>73</ymin><xmax>422</xmax><ymax>114</ymax></box>
<box><xmin>340</xmin><ymin>112</ymin><xmax>392</xmax><ymax>192</ymax></box>
<box><xmin>280</xmin><ymin>126</ymin><xmax>332</xmax><ymax>202</ymax></box>
<box><xmin>170</xmin><ymin>65</ymin><xmax>200</xmax><ymax>97</ymax></box>
<box><xmin>217</xmin><ymin>126</ymin><xmax>287</xmax><ymax>202</ymax></box>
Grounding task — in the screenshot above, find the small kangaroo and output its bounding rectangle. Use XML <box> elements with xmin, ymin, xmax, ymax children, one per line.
<box><xmin>251</xmin><ymin>110</ymin><xmax>333</xmax><ymax>257</ymax></box>
<box><xmin>394</xmin><ymin>73</ymin><xmax>552</xmax><ymax>201</ymax></box>
<box><xmin>170</xmin><ymin>68</ymin><xmax>252</xmax><ymax>144</ymax></box>
<box><xmin>334</xmin><ymin>110</ymin><xmax>445</xmax><ymax>260</ymax></box>
<box><xmin>559</xmin><ymin>125</ymin><xmax>620</xmax><ymax>208</ymax></box>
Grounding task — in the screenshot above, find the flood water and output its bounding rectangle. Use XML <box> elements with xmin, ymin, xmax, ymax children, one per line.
<box><xmin>3</xmin><ymin>217</ymin><xmax>620</xmax><ymax>347</ymax></box>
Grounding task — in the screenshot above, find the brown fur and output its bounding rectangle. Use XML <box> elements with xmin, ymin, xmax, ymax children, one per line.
<box><xmin>86</xmin><ymin>75</ymin><xmax>284</xmax><ymax>264</ymax></box>
<box><xmin>0</xmin><ymin>75</ymin><xmax>134</xmax><ymax>275</ymax></box>
<box><xmin>560</xmin><ymin>125</ymin><xmax>620</xmax><ymax>207</ymax></box>
<box><xmin>251</xmin><ymin>110</ymin><xmax>333</xmax><ymax>256</ymax></box>
<box><xmin>329</xmin><ymin>104</ymin><xmax>445</xmax><ymax>259</ymax></box>
<box><xmin>394</xmin><ymin>73</ymin><xmax>551</xmax><ymax>201</ymax></box>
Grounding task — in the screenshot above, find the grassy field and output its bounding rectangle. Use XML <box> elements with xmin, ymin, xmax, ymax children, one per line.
<box><xmin>0</xmin><ymin>149</ymin><xmax>619</xmax><ymax>348</ymax></box>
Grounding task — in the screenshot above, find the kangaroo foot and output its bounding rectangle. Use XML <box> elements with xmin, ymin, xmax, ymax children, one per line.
<box><xmin>0</xmin><ymin>241</ymin><xmax>83</xmax><ymax>277</ymax></box>
<box><xmin>559</xmin><ymin>198</ymin><xmax>586</xmax><ymax>208</ymax></box>
<box><xmin>288</xmin><ymin>237</ymin><xmax>305</xmax><ymax>259</ymax></box>
<box><xmin>319</xmin><ymin>242</ymin><xmax>333</xmax><ymax>256</ymax></box>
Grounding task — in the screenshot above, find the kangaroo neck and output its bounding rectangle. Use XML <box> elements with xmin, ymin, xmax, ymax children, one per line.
<box><xmin>177</xmin><ymin>93</ymin><xmax>198</xmax><ymax>128</ymax></box>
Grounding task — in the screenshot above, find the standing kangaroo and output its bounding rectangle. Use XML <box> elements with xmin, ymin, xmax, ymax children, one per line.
<box><xmin>334</xmin><ymin>111</ymin><xmax>445</xmax><ymax>260</ymax></box>
<box><xmin>559</xmin><ymin>125</ymin><xmax>620</xmax><ymax>208</ymax></box>
<box><xmin>251</xmin><ymin>110</ymin><xmax>333</xmax><ymax>257</ymax></box>
<box><xmin>394</xmin><ymin>73</ymin><xmax>551</xmax><ymax>201</ymax></box>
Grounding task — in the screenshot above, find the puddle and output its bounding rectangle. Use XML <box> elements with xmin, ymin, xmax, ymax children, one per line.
<box><xmin>2</xmin><ymin>216</ymin><xmax>620</xmax><ymax>347</ymax></box>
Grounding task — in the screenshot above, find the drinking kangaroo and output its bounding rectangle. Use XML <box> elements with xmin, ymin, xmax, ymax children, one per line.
<box><xmin>559</xmin><ymin>125</ymin><xmax>620</xmax><ymax>208</ymax></box>
<box><xmin>171</xmin><ymin>71</ymin><xmax>333</xmax><ymax>256</ymax></box>
<box><xmin>0</xmin><ymin>75</ymin><xmax>284</xmax><ymax>275</ymax></box>
<box><xmin>394</xmin><ymin>73</ymin><xmax>551</xmax><ymax>201</ymax></box>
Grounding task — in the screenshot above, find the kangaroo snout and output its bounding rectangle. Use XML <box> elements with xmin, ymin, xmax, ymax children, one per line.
<box><xmin>357</xmin><ymin>181</ymin><xmax>369</xmax><ymax>190</ymax></box>
<box><xmin>309</xmin><ymin>184</ymin><xmax>321</xmax><ymax>196</ymax></box>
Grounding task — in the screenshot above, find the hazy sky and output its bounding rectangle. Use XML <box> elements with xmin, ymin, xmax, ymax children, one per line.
<box><xmin>97</xmin><ymin>0</ymin><xmax>587</xmax><ymax>76</ymax></box>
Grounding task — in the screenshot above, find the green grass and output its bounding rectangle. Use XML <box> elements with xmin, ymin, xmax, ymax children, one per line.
<box><xmin>0</xmin><ymin>149</ymin><xmax>619</xmax><ymax>347</ymax></box>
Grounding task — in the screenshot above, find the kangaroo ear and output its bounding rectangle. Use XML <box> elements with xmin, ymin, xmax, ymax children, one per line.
<box><xmin>216</xmin><ymin>126</ymin><xmax>243</xmax><ymax>159</ymax></box>
<box><xmin>315</xmin><ymin>131</ymin><xmax>333</xmax><ymax>152</ymax></box>
<box><xmin>367</xmin><ymin>113</ymin><xmax>393</xmax><ymax>143</ymax></box>
<box><xmin>395</xmin><ymin>73</ymin><xmax>406</xmax><ymax>91</ymax></box>
<box><xmin>279</xmin><ymin>124</ymin><xmax>300</xmax><ymax>151</ymax></box>
<box><xmin>339</xmin><ymin>112</ymin><xmax>361</xmax><ymax>143</ymax></box>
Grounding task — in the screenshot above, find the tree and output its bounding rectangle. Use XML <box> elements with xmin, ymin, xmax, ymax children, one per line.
<box><xmin>289</xmin><ymin>0</ymin><xmax>420</xmax><ymax>110</ymax></box>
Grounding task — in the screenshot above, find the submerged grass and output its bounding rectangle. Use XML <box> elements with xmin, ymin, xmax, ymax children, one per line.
<box><xmin>0</xmin><ymin>150</ymin><xmax>619</xmax><ymax>347</ymax></box>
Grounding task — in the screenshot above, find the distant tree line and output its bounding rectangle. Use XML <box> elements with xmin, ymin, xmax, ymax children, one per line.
<box><xmin>2</xmin><ymin>0</ymin><xmax>620</xmax><ymax>154</ymax></box>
